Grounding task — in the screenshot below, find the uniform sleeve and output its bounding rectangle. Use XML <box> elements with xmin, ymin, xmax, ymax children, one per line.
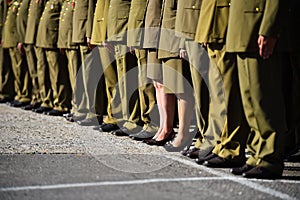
<box><xmin>0</xmin><ymin>1</ymin><xmax>4</xmax><ymax>39</ymax></box>
<box><xmin>16</xmin><ymin>3</ymin><xmax>26</xmax><ymax>43</ymax></box>
<box><xmin>127</xmin><ymin>0</ymin><xmax>147</xmax><ymax>47</ymax></box>
<box><xmin>259</xmin><ymin>0</ymin><xmax>280</xmax><ymax>37</ymax></box>
<box><xmin>86</xmin><ymin>0</ymin><xmax>96</xmax><ymax>38</ymax></box>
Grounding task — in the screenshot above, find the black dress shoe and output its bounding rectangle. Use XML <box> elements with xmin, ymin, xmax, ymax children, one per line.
<box><xmin>145</xmin><ymin>131</ymin><xmax>175</xmax><ymax>146</ymax></box>
<box><xmin>164</xmin><ymin>133</ymin><xmax>195</xmax><ymax>152</ymax></box>
<box><xmin>180</xmin><ymin>146</ymin><xmax>192</xmax><ymax>156</ymax></box>
<box><xmin>195</xmin><ymin>153</ymin><xmax>217</xmax><ymax>165</ymax></box>
<box><xmin>130</xmin><ymin>129</ymin><xmax>156</xmax><ymax>140</ymax></box>
<box><xmin>7</xmin><ymin>100</ymin><xmax>19</xmax><ymax>106</ymax></box>
<box><xmin>11</xmin><ymin>101</ymin><xmax>29</xmax><ymax>108</ymax></box>
<box><xmin>33</xmin><ymin>106</ymin><xmax>52</xmax><ymax>113</ymax></box>
<box><xmin>164</xmin><ymin>140</ymin><xmax>191</xmax><ymax>152</ymax></box>
<box><xmin>46</xmin><ymin>109</ymin><xmax>67</xmax><ymax>116</ymax></box>
<box><xmin>186</xmin><ymin>148</ymin><xmax>201</xmax><ymax>159</ymax></box>
<box><xmin>111</xmin><ymin>127</ymin><xmax>131</xmax><ymax>136</ymax></box>
<box><xmin>22</xmin><ymin>103</ymin><xmax>41</xmax><ymax>110</ymax></box>
<box><xmin>66</xmin><ymin>115</ymin><xmax>86</xmax><ymax>122</ymax></box>
<box><xmin>203</xmin><ymin>156</ymin><xmax>245</xmax><ymax>168</ymax></box>
<box><xmin>242</xmin><ymin>166</ymin><xmax>282</xmax><ymax>179</ymax></box>
<box><xmin>99</xmin><ymin>123</ymin><xmax>119</xmax><ymax>132</ymax></box>
<box><xmin>76</xmin><ymin>118</ymin><xmax>100</xmax><ymax>126</ymax></box>
<box><xmin>0</xmin><ymin>98</ymin><xmax>12</xmax><ymax>104</ymax></box>
<box><xmin>230</xmin><ymin>164</ymin><xmax>254</xmax><ymax>175</ymax></box>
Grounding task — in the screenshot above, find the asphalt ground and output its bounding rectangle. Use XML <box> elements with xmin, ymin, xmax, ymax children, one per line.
<box><xmin>0</xmin><ymin>104</ymin><xmax>299</xmax><ymax>200</ymax></box>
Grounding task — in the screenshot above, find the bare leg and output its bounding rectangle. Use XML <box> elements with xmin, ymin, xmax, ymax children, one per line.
<box><xmin>152</xmin><ymin>80</ymin><xmax>163</xmax><ymax>139</ymax></box>
<box><xmin>171</xmin><ymin>93</ymin><xmax>195</xmax><ymax>147</ymax></box>
<box><xmin>155</xmin><ymin>85</ymin><xmax>176</xmax><ymax>141</ymax></box>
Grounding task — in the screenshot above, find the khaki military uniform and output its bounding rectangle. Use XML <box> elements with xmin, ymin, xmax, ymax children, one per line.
<box><xmin>36</xmin><ymin>0</ymin><xmax>71</xmax><ymax>112</ymax></box>
<box><xmin>226</xmin><ymin>0</ymin><xmax>286</xmax><ymax>176</ymax></box>
<box><xmin>158</xmin><ymin>0</ymin><xmax>191</xmax><ymax>95</ymax></box>
<box><xmin>2</xmin><ymin>0</ymin><xmax>31</xmax><ymax>103</ymax></box>
<box><xmin>143</xmin><ymin>0</ymin><xmax>162</xmax><ymax>81</ymax></box>
<box><xmin>0</xmin><ymin>0</ymin><xmax>14</xmax><ymax>101</ymax></box>
<box><xmin>107</xmin><ymin>0</ymin><xmax>142</xmax><ymax>132</ymax></box>
<box><xmin>127</xmin><ymin>0</ymin><xmax>158</xmax><ymax>133</ymax></box>
<box><xmin>71</xmin><ymin>0</ymin><xmax>105</xmax><ymax>122</ymax></box>
<box><xmin>194</xmin><ymin>0</ymin><xmax>249</xmax><ymax>161</ymax></box>
<box><xmin>16</xmin><ymin>0</ymin><xmax>33</xmax><ymax>104</ymax></box>
<box><xmin>91</xmin><ymin>0</ymin><xmax>122</xmax><ymax>125</ymax></box>
<box><xmin>23</xmin><ymin>0</ymin><xmax>47</xmax><ymax>106</ymax></box>
<box><xmin>175</xmin><ymin>0</ymin><xmax>209</xmax><ymax>140</ymax></box>
<box><xmin>58</xmin><ymin>0</ymin><xmax>80</xmax><ymax>114</ymax></box>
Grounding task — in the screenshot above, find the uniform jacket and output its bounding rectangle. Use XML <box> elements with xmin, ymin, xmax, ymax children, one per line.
<box><xmin>2</xmin><ymin>0</ymin><xmax>20</xmax><ymax>48</ymax></box>
<box><xmin>86</xmin><ymin>0</ymin><xmax>96</xmax><ymax>39</ymax></box>
<box><xmin>158</xmin><ymin>0</ymin><xmax>181</xmax><ymax>59</ymax></box>
<box><xmin>175</xmin><ymin>0</ymin><xmax>202</xmax><ymax>40</ymax></box>
<box><xmin>226</xmin><ymin>0</ymin><xmax>281</xmax><ymax>52</ymax></box>
<box><xmin>127</xmin><ymin>0</ymin><xmax>147</xmax><ymax>47</ymax></box>
<box><xmin>195</xmin><ymin>0</ymin><xmax>230</xmax><ymax>44</ymax></box>
<box><xmin>72</xmin><ymin>0</ymin><xmax>90</xmax><ymax>44</ymax></box>
<box><xmin>36</xmin><ymin>0</ymin><xmax>62</xmax><ymax>48</ymax></box>
<box><xmin>57</xmin><ymin>0</ymin><xmax>77</xmax><ymax>49</ymax></box>
<box><xmin>107</xmin><ymin>0</ymin><xmax>131</xmax><ymax>43</ymax></box>
<box><xmin>91</xmin><ymin>0</ymin><xmax>110</xmax><ymax>45</ymax></box>
<box><xmin>0</xmin><ymin>0</ymin><xmax>8</xmax><ymax>39</ymax></box>
<box><xmin>16</xmin><ymin>0</ymin><xmax>30</xmax><ymax>43</ymax></box>
<box><xmin>143</xmin><ymin>0</ymin><xmax>162</xmax><ymax>49</ymax></box>
<box><xmin>24</xmin><ymin>0</ymin><xmax>47</xmax><ymax>45</ymax></box>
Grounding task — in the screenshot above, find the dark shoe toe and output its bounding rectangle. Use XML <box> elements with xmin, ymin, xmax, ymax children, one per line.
<box><xmin>230</xmin><ymin>164</ymin><xmax>253</xmax><ymax>175</ymax></box>
<box><xmin>242</xmin><ymin>166</ymin><xmax>282</xmax><ymax>179</ymax></box>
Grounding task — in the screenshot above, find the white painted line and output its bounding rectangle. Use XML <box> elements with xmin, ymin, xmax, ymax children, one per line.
<box><xmin>0</xmin><ymin>177</ymin><xmax>232</xmax><ymax>192</ymax></box>
<box><xmin>162</xmin><ymin>154</ymin><xmax>298</xmax><ymax>200</ymax></box>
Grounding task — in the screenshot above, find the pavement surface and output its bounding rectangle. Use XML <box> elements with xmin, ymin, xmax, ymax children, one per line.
<box><xmin>0</xmin><ymin>104</ymin><xmax>299</xmax><ymax>200</ymax></box>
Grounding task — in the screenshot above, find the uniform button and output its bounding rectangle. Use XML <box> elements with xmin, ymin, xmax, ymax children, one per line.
<box><xmin>229</xmin><ymin>3</ymin><xmax>231</xmax><ymax>5</ymax></box>
<box><xmin>192</xmin><ymin>5</ymin><xmax>195</xmax><ymax>9</ymax></box>
<box><xmin>255</xmin><ymin>7</ymin><xmax>260</xmax><ymax>12</ymax></box>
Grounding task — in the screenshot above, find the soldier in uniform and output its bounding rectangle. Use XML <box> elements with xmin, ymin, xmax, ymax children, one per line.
<box><xmin>22</xmin><ymin>0</ymin><xmax>47</xmax><ymax>110</ymax></box>
<box><xmin>0</xmin><ymin>0</ymin><xmax>14</xmax><ymax>103</ymax></box>
<box><xmin>158</xmin><ymin>0</ymin><xmax>195</xmax><ymax>152</ymax></box>
<box><xmin>2</xmin><ymin>0</ymin><xmax>31</xmax><ymax>107</ymax></box>
<box><xmin>175</xmin><ymin>0</ymin><xmax>210</xmax><ymax>158</ymax></box>
<box><xmin>57</xmin><ymin>0</ymin><xmax>80</xmax><ymax>119</ymax></box>
<box><xmin>67</xmin><ymin>0</ymin><xmax>105</xmax><ymax>126</ymax></box>
<box><xmin>191</xmin><ymin>0</ymin><xmax>250</xmax><ymax>168</ymax></box>
<box><xmin>143</xmin><ymin>0</ymin><xmax>175</xmax><ymax>146</ymax></box>
<box><xmin>91</xmin><ymin>0</ymin><xmax>122</xmax><ymax>132</ymax></box>
<box><xmin>35</xmin><ymin>0</ymin><xmax>71</xmax><ymax>116</ymax></box>
<box><xmin>107</xmin><ymin>0</ymin><xmax>143</xmax><ymax>136</ymax></box>
<box><xmin>228</xmin><ymin>0</ymin><xmax>286</xmax><ymax>179</ymax></box>
<box><xmin>16</xmin><ymin>0</ymin><xmax>34</xmax><ymax>109</ymax></box>
<box><xmin>126</xmin><ymin>0</ymin><xmax>159</xmax><ymax>140</ymax></box>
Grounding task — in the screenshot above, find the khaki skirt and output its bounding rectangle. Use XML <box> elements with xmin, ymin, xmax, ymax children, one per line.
<box><xmin>147</xmin><ymin>49</ymin><xmax>163</xmax><ymax>81</ymax></box>
<box><xmin>162</xmin><ymin>57</ymin><xmax>192</xmax><ymax>94</ymax></box>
